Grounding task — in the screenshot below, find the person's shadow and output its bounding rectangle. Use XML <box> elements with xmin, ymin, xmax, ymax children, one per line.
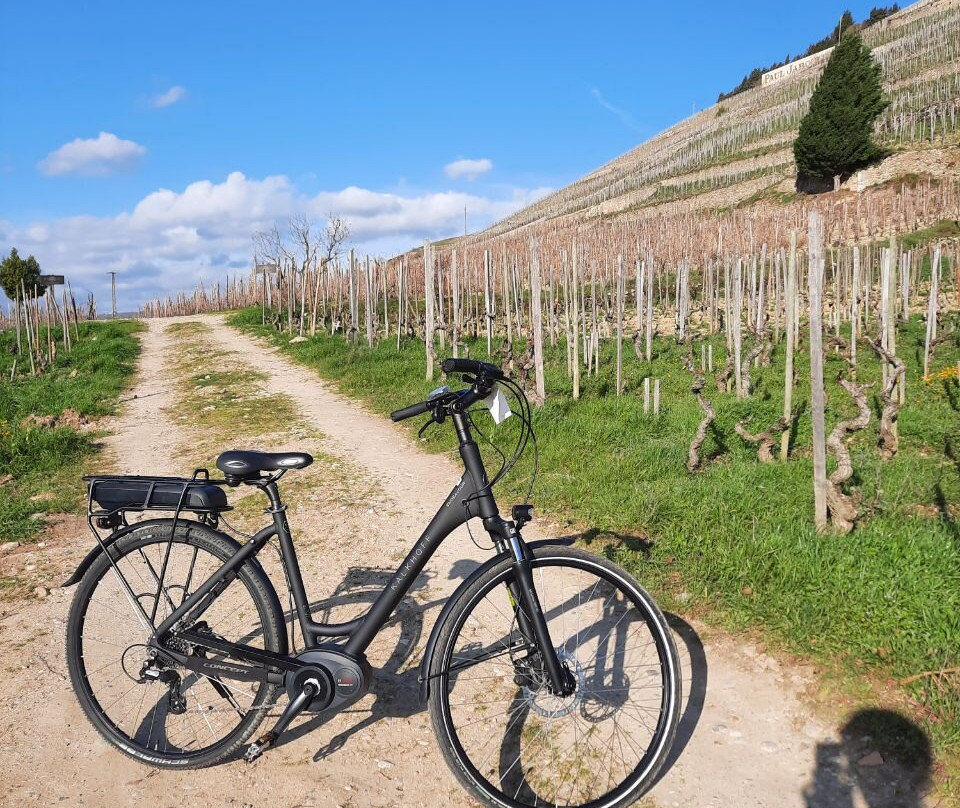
<box><xmin>804</xmin><ymin>709</ymin><xmax>932</xmax><ymax>807</ymax></box>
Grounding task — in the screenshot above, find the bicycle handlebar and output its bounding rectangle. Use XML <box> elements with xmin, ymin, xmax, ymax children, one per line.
<box><xmin>390</xmin><ymin>358</ymin><xmax>506</xmax><ymax>422</ymax></box>
<box><xmin>441</xmin><ymin>358</ymin><xmax>504</xmax><ymax>379</ymax></box>
<box><xmin>390</xmin><ymin>400</ymin><xmax>432</xmax><ymax>422</ymax></box>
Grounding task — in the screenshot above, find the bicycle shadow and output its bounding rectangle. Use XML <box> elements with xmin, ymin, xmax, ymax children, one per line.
<box><xmin>246</xmin><ymin>551</ymin><xmax>709</xmax><ymax>794</ymax></box>
<box><xmin>803</xmin><ymin>708</ymin><xmax>932</xmax><ymax>807</ymax></box>
<box><xmin>650</xmin><ymin>613</ymin><xmax>708</xmax><ymax>787</ymax></box>
<box><xmin>267</xmin><ymin>562</ymin><xmax>474</xmax><ymax>761</ymax></box>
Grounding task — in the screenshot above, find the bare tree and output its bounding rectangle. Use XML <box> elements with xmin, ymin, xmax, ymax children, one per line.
<box><xmin>289</xmin><ymin>215</ymin><xmax>314</xmax><ymax>336</ymax></box>
<box><xmin>320</xmin><ymin>213</ymin><xmax>351</xmax><ymax>264</ymax></box>
<box><xmin>312</xmin><ymin>213</ymin><xmax>351</xmax><ymax>336</ymax></box>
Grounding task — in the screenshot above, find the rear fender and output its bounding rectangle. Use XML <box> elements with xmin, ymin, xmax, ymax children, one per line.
<box><xmin>62</xmin><ymin>519</ymin><xmax>276</xmax><ymax>587</ymax></box>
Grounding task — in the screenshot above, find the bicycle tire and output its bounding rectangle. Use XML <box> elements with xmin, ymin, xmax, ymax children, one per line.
<box><xmin>428</xmin><ymin>545</ymin><xmax>680</xmax><ymax>808</ymax></box>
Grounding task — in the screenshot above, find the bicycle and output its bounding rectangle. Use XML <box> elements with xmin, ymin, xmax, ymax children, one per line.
<box><xmin>64</xmin><ymin>357</ymin><xmax>681</xmax><ymax>808</ymax></box>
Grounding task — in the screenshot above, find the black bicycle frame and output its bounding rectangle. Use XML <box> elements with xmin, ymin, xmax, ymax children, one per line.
<box><xmin>148</xmin><ymin>409</ymin><xmax>569</xmax><ymax>693</ymax></box>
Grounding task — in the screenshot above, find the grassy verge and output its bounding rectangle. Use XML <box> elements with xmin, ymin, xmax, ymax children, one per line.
<box><xmin>159</xmin><ymin>321</ymin><xmax>382</xmax><ymax>534</ymax></box>
<box><xmin>229</xmin><ymin>308</ymin><xmax>960</xmax><ymax>762</ymax></box>
<box><xmin>0</xmin><ymin>320</ymin><xmax>143</xmax><ymax>542</ymax></box>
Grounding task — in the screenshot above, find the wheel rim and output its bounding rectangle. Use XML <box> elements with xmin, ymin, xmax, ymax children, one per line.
<box><xmin>438</xmin><ymin>555</ymin><xmax>677</xmax><ymax>808</ymax></box>
<box><xmin>73</xmin><ymin>533</ymin><xmax>273</xmax><ymax>760</ymax></box>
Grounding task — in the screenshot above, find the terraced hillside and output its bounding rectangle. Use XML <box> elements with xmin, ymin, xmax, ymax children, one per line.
<box><xmin>472</xmin><ymin>0</ymin><xmax>960</xmax><ymax>242</ymax></box>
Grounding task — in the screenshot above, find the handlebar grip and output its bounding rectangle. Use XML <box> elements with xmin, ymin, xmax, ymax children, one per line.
<box><xmin>390</xmin><ymin>401</ymin><xmax>431</xmax><ymax>422</ymax></box>
<box><xmin>441</xmin><ymin>358</ymin><xmax>504</xmax><ymax>379</ymax></box>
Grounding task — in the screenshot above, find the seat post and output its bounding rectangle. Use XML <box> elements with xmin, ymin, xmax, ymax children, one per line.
<box><xmin>263</xmin><ymin>479</ymin><xmax>285</xmax><ymax>512</ymax></box>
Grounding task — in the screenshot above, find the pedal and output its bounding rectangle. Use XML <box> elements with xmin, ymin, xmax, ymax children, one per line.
<box><xmin>243</xmin><ymin>680</ymin><xmax>318</xmax><ymax>763</ymax></box>
<box><xmin>244</xmin><ymin>731</ymin><xmax>276</xmax><ymax>763</ymax></box>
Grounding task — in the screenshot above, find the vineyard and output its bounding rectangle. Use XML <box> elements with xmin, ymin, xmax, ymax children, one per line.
<box><xmin>470</xmin><ymin>0</ymin><xmax>960</xmax><ymax>237</ymax></box>
<box><xmin>96</xmin><ymin>0</ymin><xmax>960</xmax><ymax>761</ymax></box>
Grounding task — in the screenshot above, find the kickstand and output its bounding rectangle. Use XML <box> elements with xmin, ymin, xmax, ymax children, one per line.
<box><xmin>244</xmin><ymin>681</ymin><xmax>318</xmax><ymax>763</ymax></box>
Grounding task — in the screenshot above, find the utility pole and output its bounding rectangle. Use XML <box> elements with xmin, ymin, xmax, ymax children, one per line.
<box><xmin>107</xmin><ymin>271</ymin><xmax>117</xmax><ymax>319</ymax></box>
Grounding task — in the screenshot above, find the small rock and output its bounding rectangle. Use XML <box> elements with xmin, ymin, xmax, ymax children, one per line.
<box><xmin>69</xmin><ymin>369</ymin><xmax>78</xmax><ymax>378</ymax></box>
<box><xmin>858</xmin><ymin>750</ymin><xmax>884</xmax><ymax>767</ymax></box>
<box><xmin>33</xmin><ymin>586</ymin><xmax>49</xmax><ymax>600</ymax></box>
<box><xmin>376</xmin><ymin>759</ymin><xmax>394</xmax><ymax>769</ymax></box>
<box><xmin>675</xmin><ymin>591</ymin><xmax>691</xmax><ymax>603</ymax></box>
<box><xmin>0</xmin><ymin>542</ymin><xmax>19</xmax><ymax>555</ymax></box>
<box><xmin>741</xmin><ymin>586</ymin><xmax>753</xmax><ymax>597</ymax></box>
<box><xmin>37</xmin><ymin>542</ymin><xmax>46</xmax><ymax>548</ymax></box>
<box><xmin>30</xmin><ymin>512</ymin><xmax>46</xmax><ymax>521</ymax></box>
<box><xmin>25</xmin><ymin>563</ymin><xmax>36</xmax><ymax>571</ymax></box>
<box><xmin>289</xmin><ymin>336</ymin><xmax>308</xmax><ymax>344</ymax></box>
<box><xmin>0</xmin><ymin>474</ymin><xmax>12</xmax><ymax>486</ymax></box>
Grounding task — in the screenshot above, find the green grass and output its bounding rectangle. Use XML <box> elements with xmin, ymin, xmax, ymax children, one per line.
<box><xmin>898</xmin><ymin>219</ymin><xmax>960</xmax><ymax>251</ymax></box>
<box><xmin>229</xmin><ymin>308</ymin><xmax>960</xmax><ymax>762</ymax></box>
<box><xmin>0</xmin><ymin>320</ymin><xmax>143</xmax><ymax>542</ymax></box>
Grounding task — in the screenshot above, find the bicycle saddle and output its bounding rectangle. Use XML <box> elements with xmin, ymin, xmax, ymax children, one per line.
<box><xmin>216</xmin><ymin>450</ymin><xmax>314</xmax><ymax>479</ymax></box>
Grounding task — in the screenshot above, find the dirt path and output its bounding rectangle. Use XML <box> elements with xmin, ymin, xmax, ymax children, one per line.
<box><xmin>0</xmin><ymin>316</ymin><xmax>930</xmax><ymax>808</ymax></box>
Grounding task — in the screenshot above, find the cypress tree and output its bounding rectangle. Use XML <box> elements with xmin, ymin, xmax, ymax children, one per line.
<box><xmin>0</xmin><ymin>248</ymin><xmax>45</xmax><ymax>299</ymax></box>
<box><xmin>794</xmin><ymin>32</ymin><xmax>887</xmax><ymax>189</ymax></box>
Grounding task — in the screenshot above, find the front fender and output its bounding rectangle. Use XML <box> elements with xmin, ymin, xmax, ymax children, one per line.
<box><xmin>418</xmin><ymin>537</ymin><xmax>574</xmax><ymax>702</ymax></box>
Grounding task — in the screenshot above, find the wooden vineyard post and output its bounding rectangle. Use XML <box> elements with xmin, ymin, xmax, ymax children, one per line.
<box><xmin>645</xmin><ymin>250</ymin><xmax>654</xmax><ymax>362</ymax></box>
<box><xmin>850</xmin><ymin>245</ymin><xmax>860</xmax><ymax>377</ymax></box>
<box><xmin>733</xmin><ymin>258</ymin><xmax>744</xmax><ymax>398</ymax></box>
<box><xmin>616</xmin><ymin>253</ymin><xmax>624</xmax><ymax>395</ymax></box>
<box><xmin>483</xmin><ymin>250</ymin><xmax>492</xmax><ymax>356</ymax></box>
<box><xmin>364</xmin><ymin>256</ymin><xmax>374</xmax><ymax>347</ymax></box>
<box><xmin>924</xmin><ymin>243</ymin><xmax>941</xmax><ymax>378</ymax></box>
<box><xmin>889</xmin><ymin>237</ymin><xmax>903</xmax><ymax>407</ymax></box>
<box><xmin>451</xmin><ymin>250</ymin><xmax>460</xmax><ymax>358</ymax></box>
<box><xmin>424</xmin><ymin>240</ymin><xmax>435</xmax><ymax>380</ymax></box>
<box><xmin>348</xmin><ymin>250</ymin><xmax>358</xmax><ymax>341</ymax></box>
<box><xmin>653</xmin><ymin>378</ymin><xmax>661</xmax><ymax>415</ymax></box>
<box><xmin>808</xmin><ymin>212</ymin><xmax>828</xmax><ymax>532</ymax></box>
<box><xmin>529</xmin><ymin>238</ymin><xmax>546</xmax><ymax>403</ymax></box>
<box><xmin>781</xmin><ymin>231</ymin><xmax>797</xmax><ymax>461</ymax></box>
<box><xmin>635</xmin><ymin>257</ymin><xmax>643</xmax><ymax>352</ymax></box>
<box><xmin>572</xmin><ymin>239</ymin><xmax>581</xmax><ymax>401</ymax></box>
<box><xmin>643</xmin><ymin>378</ymin><xmax>650</xmax><ymax>413</ymax></box>
<box><xmin>396</xmin><ymin>258</ymin><xmax>405</xmax><ymax>351</ymax></box>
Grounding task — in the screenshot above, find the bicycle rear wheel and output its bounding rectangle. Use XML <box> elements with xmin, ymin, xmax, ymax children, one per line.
<box><xmin>65</xmin><ymin>521</ymin><xmax>285</xmax><ymax>768</ymax></box>
<box><xmin>428</xmin><ymin>545</ymin><xmax>680</xmax><ymax>808</ymax></box>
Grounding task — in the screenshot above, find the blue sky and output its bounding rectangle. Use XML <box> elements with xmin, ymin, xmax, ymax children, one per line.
<box><xmin>0</xmin><ymin>0</ymin><xmax>884</xmax><ymax>310</ymax></box>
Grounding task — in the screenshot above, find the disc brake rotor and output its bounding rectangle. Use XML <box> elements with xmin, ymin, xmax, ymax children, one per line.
<box><xmin>522</xmin><ymin>648</ymin><xmax>585</xmax><ymax>718</ymax></box>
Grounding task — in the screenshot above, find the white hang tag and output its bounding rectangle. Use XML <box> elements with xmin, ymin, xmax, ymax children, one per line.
<box><xmin>483</xmin><ymin>385</ymin><xmax>513</xmax><ymax>425</ymax></box>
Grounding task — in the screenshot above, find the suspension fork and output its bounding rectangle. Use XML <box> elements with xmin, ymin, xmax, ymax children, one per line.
<box><xmin>487</xmin><ymin>518</ymin><xmax>574</xmax><ymax>697</ymax></box>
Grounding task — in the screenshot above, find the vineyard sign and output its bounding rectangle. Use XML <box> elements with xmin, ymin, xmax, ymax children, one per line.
<box><xmin>761</xmin><ymin>47</ymin><xmax>834</xmax><ymax>87</ymax></box>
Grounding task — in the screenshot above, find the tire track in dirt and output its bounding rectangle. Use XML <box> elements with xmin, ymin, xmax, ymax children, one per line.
<box><xmin>0</xmin><ymin>316</ymin><xmax>931</xmax><ymax>808</ymax></box>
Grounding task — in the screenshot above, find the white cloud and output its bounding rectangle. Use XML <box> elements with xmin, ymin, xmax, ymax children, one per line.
<box><xmin>0</xmin><ymin>172</ymin><xmax>551</xmax><ymax>311</ymax></box>
<box><xmin>151</xmin><ymin>85</ymin><xmax>188</xmax><ymax>108</ymax></box>
<box><xmin>37</xmin><ymin>132</ymin><xmax>146</xmax><ymax>177</ymax></box>
<box><xmin>444</xmin><ymin>158</ymin><xmax>493</xmax><ymax>181</ymax></box>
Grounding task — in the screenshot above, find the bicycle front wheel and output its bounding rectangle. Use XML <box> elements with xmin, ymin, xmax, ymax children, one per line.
<box><xmin>428</xmin><ymin>545</ymin><xmax>681</xmax><ymax>808</ymax></box>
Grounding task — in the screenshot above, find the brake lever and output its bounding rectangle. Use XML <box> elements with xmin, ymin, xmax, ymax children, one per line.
<box><xmin>418</xmin><ymin>415</ymin><xmax>438</xmax><ymax>439</ymax></box>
